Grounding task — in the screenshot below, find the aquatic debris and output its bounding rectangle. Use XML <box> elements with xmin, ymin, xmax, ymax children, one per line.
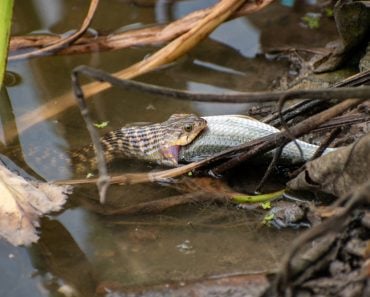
<box><xmin>0</xmin><ymin>162</ymin><xmax>71</xmax><ymax>246</ymax></box>
<box><xmin>176</xmin><ymin>240</ymin><xmax>195</xmax><ymax>254</ymax></box>
<box><xmin>288</xmin><ymin>133</ymin><xmax>370</xmax><ymax>197</ymax></box>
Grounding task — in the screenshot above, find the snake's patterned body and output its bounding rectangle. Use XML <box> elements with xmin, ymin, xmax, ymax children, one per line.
<box><xmin>70</xmin><ymin>114</ymin><xmax>206</xmax><ymax>173</ymax></box>
<box><xmin>2</xmin><ymin>114</ymin><xmax>206</xmax><ymax>177</ymax></box>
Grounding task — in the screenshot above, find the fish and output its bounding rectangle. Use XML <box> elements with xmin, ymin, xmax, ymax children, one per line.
<box><xmin>179</xmin><ymin>115</ymin><xmax>336</xmax><ymax>164</ymax></box>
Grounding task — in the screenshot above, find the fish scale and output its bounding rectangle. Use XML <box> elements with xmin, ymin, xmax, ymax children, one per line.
<box><xmin>179</xmin><ymin>115</ymin><xmax>336</xmax><ymax>164</ymax></box>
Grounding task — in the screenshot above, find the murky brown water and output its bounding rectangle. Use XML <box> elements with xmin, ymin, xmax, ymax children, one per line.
<box><xmin>0</xmin><ymin>1</ymin><xmax>338</xmax><ymax>296</ymax></box>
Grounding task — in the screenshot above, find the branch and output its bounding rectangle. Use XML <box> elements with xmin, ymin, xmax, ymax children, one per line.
<box><xmin>9</xmin><ymin>0</ymin><xmax>274</xmax><ymax>57</ymax></box>
<box><xmin>8</xmin><ymin>0</ymin><xmax>99</xmax><ymax>60</ymax></box>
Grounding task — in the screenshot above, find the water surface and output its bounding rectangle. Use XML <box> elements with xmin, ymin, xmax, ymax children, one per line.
<box><xmin>1</xmin><ymin>1</ymin><xmax>337</xmax><ymax>296</ymax></box>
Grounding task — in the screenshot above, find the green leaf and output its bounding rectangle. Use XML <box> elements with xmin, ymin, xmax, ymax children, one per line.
<box><xmin>93</xmin><ymin>121</ymin><xmax>109</xmax><ymax>129</ymax></box>
<box><xmin>232</xmin><ymin>189</ymin><xmax>285</xmax><ymax>204</ymax></box>
<box><xmin>0</xmin><ymin>0</ymin><xmax>14</xmax><ymax>87</ymax></box>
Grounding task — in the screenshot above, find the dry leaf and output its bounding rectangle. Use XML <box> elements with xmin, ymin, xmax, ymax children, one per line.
<box><xmin>0</xmin><ymin>162</ymin><xmax>71</xmax><ymax>246</ymax></box>
<box><xmin>288</xmin><ymin>133</ymin><xmax>370</xmax><ymax>197</ymax></box>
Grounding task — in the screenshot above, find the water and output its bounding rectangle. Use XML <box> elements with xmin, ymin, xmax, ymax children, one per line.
<box><xmin>1</xmin><ymin>1</ymin><xmax>337</xmax><ymax>296</ymax></box>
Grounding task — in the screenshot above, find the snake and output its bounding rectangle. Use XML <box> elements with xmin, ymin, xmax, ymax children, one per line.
<box><xmin>69</xmin><ymin>113</ymin><xmax>207</xmax><ymax>173</ymax></box>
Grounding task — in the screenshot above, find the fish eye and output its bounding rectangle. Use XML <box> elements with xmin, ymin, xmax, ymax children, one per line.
<box><xmin>183</xmin><ymin>123</ymin><xmax>194</xmax><ymax>133</ymax></box>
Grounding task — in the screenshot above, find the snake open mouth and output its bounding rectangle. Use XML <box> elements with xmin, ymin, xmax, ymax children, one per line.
<box><xmin>167</xmin><ymin>145</ymin><xmax>180</xmax><ymax>163</ymax></box>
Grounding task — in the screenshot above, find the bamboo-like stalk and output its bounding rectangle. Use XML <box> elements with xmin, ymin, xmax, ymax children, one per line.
<box><xmin>0</xmin><ymin>0</ymin><xmax>14</xmax><ymax>86</ymax></box>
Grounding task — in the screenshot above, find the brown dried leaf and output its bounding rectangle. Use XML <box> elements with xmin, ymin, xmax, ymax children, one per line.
<box><xmin>288</xmin><ymin>133</ymin><xmax>370</xmax><ymax>197</ymax></box>
<box><xmin>0</xmin><ymin>163</ymin><xmax>71</xmax><ymax>246</ymax></box>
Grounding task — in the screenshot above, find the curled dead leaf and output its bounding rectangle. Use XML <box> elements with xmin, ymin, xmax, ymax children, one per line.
<box><xmin>288</xmin><ymin>133</ymin><xmax>370</xmax><ymax>197</ymax></box>
<box><xmin>0</xmin><ymin>163</ymin><xmax>71</xmax><ymax>246</ymax></box>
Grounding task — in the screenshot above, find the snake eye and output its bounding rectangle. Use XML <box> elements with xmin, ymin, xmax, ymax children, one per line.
<box><xmin>183</xmin><ymin>123</ymin><xmax>194</xmax><ymax>133</ymax></box>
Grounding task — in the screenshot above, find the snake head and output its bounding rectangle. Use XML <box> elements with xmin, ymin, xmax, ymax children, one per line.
<box><xmin>165</xmin><ymin>114</ymin><xmax>207</xmax><ymax>146</ymax></box>
<box><xmin>159</xmin><ymin>114</ymin><xmax>207</xmax><ymax>166</ymax></box>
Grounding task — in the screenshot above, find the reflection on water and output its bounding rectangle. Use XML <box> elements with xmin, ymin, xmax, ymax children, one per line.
<box><xmin>186</xmin><ymin>82</ymin><xmax>252</xmax><ymax>115</ymax></box>
<box><xmin>66</xmin><ymin>205</ymin><xmax>298</xmax><ymax>288</ymax></box>
<box><xmin>32</xmin><ymin>0</ymin><xmax>64</xmax><ymax>30</ymax></box>
<box><xmin>210</xmin><ymin>18</ymin><xmax>260</xmax><ymax>58</ymax></box>
<box><xmin>1</xmin><ymin>0</ymin><xmax>337</xmax><ymax>296</ymax></box>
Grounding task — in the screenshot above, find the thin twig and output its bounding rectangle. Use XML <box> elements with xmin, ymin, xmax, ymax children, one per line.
<box><xmin>255</xmin><ymin>146</ymin><xmax>283</xmax><ymax>193</ymax></box>
<box><xmin>288</xmin><ymin>127</ymin><xmax>343</xmax><ymax>179</ymax></box>
<box><xmin>66</xmin><ymin>66</ymin><xmax>370</xmax><ymax>103</ymax></box>
<box><xmin>264</xmin><ymin>70</ymin><xmax>370</xmax><ymax>126</ymax></box>
<box><xmin>277</xmin><ymin>95</ymin><xmax>304</xmax><ymax>161</ymax></box>
<box><xmin>310</xmin><ymin>127</ymin><xmax>343</xmax><ymax>160</ymax></box>
<box><xmin>71</xmin><ymin>68</ymin><xmax>110</xmax><ymax>204</ymax></box>
<box><xmin>310</xmin><ymin>113</ymin><xmax>370</xmax><ymax>133</ymax></box>
<box><xmin>8</xmin><ymin>0</ymin><xmax>99</xmax><ymax>60</ymax></box>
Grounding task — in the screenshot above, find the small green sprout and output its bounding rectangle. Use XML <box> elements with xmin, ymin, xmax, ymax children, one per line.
<box><xmin>302</xmin><ymin>14</ymin><xmax>321</xmax><ymax>29</ymax></box>
<box><xmin>324</xmin><ymin>7</ymin><xmax>334</xmax><ymax>17</ymax></box>
<box><xmin>261</xmin><ymin>201</ymin><xmax>271</xmax><ymax>210</ymax></box>
<box><xmin>187</xmin><ymin>171</ymin><xmax>193</xmax><ymax>176</ymax></box>
<box><xmin>263</xmin><ymin>213</ymin><xmax>275</xmax><ymax>226</ymax></box>
<box><xmin>93</xmin><ymin>121</ymin><xmax>109</xmax><ymax>129</ymax></box>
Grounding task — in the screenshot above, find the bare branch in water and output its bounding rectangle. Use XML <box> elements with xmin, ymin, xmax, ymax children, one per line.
<box><xmin>66</xmin><ymin>66</ymin><xmax>370</xmax><ymax>103</ymax></box>
<box><xmin>71</xmin><ymin>68</ymin><xmax>110</xmax><ymax>204</ymax></box>
<box><xmin>8</xmin><ymin>0</ymin><xmax>99</xmax><ymax>60</ymax></box>
<box><xmin>9</xmin><ymin>0</ymin><xmax>274</xmax><ymax>57</ymax></box>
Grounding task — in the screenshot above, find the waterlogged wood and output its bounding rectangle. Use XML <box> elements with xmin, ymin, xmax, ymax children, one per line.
<box><xmin>288</xmin><ymin>132</ymin><xmax>370</xmax><ymax>197</ymax></box>
<box><xmin>0</xmin><ymin>0</ymin><xmax>14</xmax><ymax>86</ymax></box>
<box><xmin>0</xmin><ymin>162</ymin><xmax>70</xmax><ymax>246</ymax></box>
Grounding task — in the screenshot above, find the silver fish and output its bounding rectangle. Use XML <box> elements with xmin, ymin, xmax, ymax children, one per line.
<box><xmin>179</xmin><ymin>115</ymin><xmax>336</xmax><ymax>164</ymax></box>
